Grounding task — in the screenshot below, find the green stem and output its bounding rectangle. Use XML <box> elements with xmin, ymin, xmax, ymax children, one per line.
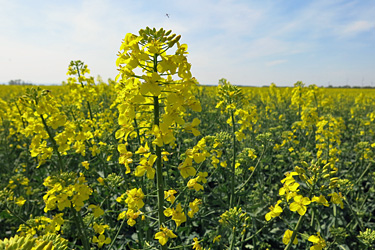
<box><xmin>284</xmin><ymin>214</ymin><xmax>305</xmax><ymax>250</ymax></box>
<box><xmin>76</xmin><ymin>63</ymin><xmax>95</xmax><ymax>121</ymax></box>
<box><xmin>152</xmin><ymin>54</ymin><xmax>167</xmax><ymax>250</ymax></box>
<box><xmin>154</xmin><ymin>97</ymin><xmax>165</xmax><ymax>247</ymax></box>
<box><xmin>239</xmin><ymin>228</ymin><xmax>246</xmax><ymax>250</ymax></box>
<box><xmin>39</xmin><ymin>114</ymin><xmax>64</xmax><ymax>171</ymax></box>
<box><xmin>5</xmin><ymin>204</ymin><xmax>32</xmax><ymax>229</ymax></box>
<box><xmin>108</xmin><ymin>216</ymin><xmax>127</xmax><ymax>250</ymax></box>
<box><xmin>235</xmin><ymin>147</ymin><xmax>266</xmax><ymax>194</ymax></box>
<box><xmin>137</xmin><ymin>221</ymin><xmax>145</xmax><ymax>249</ymax></box>
<box><xmin>86</xmin><ymin>100</ymin><xmax>94</xmax><ymax>121</ymax></box>
<box><xmin>333</xmin><ymin>203</ymin><xmax>337</xmax><ymax>228</ymax></box>
<box><xmin>235</xmin><ymin>224</ymin><xmax>267</xmax><ymax>246</ymax></box>
<box><xmin>14</xmin><ymin>101</ymin><xmax>27</xmax><ymax>129</ymax></box>
<box><xmin>72</xmin><ymin>208</ymin><xmax>90</xmax><ymax>250</ymax></box>
<box><xmin>343</xmin><ymin>198</ymin><xmax>364</xmax><ymax>231</ymax></box>
<box><xmin>133</xmin><ymin>111</ymin><xmax>142</xmax><ymax>145</ymax></box>
<box><xmin>229</xmin><ymin>110</ymin><xmax>236</xmax><ymax>209</ymax></box>
<box><xmin>229</xmin><ymin>227</ymin><xmax>236</xmax><ymax>250</ymax></box>
<box><xmin>352</xmin><ymin>162</ymin><xmax>372</xmax><ymax>190</ymax></box>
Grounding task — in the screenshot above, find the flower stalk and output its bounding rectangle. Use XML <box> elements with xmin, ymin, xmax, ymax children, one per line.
<box><xmin>229</xmin><ymin>109</ymin><xmax>236</xmax><ymax>209</ymax></box>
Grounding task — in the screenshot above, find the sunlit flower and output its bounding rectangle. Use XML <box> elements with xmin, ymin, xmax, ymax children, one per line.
<box><xmin>155</xmin><ymin>227</ymin><xmax>177</xmax><ymax>245</ymax></box>
<box><xmin>283</xmin><ymin>229</ymin><xmax>298</xmax><ymax>245</ymax></box>
<box><xmin>265</xmin><ymin>200</ymin><xmax>283</xmax><ymax>221</ymax></box>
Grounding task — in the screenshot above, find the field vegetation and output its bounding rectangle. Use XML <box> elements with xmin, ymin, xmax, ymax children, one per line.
<box><xmin>1</xmin><ymin>27</ymin><xmax>375</xmax><ymax>250</ymax></box>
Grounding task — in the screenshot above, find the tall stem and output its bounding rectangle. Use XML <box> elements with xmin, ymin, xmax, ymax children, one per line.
<box><xmin>72</xmin><ymin>208</ymin><xmax>90</xmax><ymax>250</ymax></box>
<box><xmin>108</xmin><ymin>215</ymin><xmax>127</xmax><ymax>250</ymax></box>
<box><xmin>154</xmin><ymin>96</ymin><xmax>165</xmax><ymax>247</ymax></box>
<box><xmin>229</xmin><ymin>227</ymin><xmax>236</xmax><ymax>250</ymax></box>
<box><xmin>76</xmin><ymin>64</ymin><xmax>94</xmax><ymax>121</ymax></box>
<box><xmin>229</xmin><ymin>109</ymin><xmax>236</xmax><ymax>209</ymax></box>
<box><xmin>152</xmin><ymin>54</ymin><xmax>167</xmax><ymax>250</ymax></box>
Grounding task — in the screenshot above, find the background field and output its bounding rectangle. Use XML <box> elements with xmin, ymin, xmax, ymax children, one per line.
<box><xmin>1</xmin><ymin>80</ymin><xmax>375</xmax><ymax>249</ymax></box>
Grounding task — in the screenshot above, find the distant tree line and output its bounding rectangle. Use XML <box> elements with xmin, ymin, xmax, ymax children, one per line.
<box><xmin>258</xmin><ymin>84</ymin><xmax>375</xmax><ymax>89</ymax></box>
<box><xmin>8</xmin><ymin>79</ymin><xmax>33</xmax><ymax>85</ymax></box>
<box><xmin>326</xmin><ymin>85</ymin><xmax>375</xmax><ymax>89</ymax></box>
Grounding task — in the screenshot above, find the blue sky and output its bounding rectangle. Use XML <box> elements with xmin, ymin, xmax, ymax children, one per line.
<box><xmin>1</xmin><ymin>0</ymin><xmax>374</xmax><ymax>86</ymax></box>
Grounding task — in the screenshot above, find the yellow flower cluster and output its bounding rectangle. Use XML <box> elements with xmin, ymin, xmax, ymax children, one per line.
<box><xmin>17</xmin><ymin>213</ymin><xmax>64</xmax><ymax>236</ymax></box>
<box><xmin>216</xmin><ymin>79</ymin><xmax>258</xmax><ymax>141</ymax></box>
<box><xmin>92</xmin><ymin>223</ymin><xmax>111</xmax><ymax>248</ymax></box>
<box><xmin>43</xmin><ymin>173</ymin><xmax>92</xmax><ymax>212</ymax></box>
<box><xmin>179</xmin><ymin>138</ymin><xmax>209</xmax><ymax>179</ymax></box>
<box><xmin>268</xmin><ymin>161</ymin><xmax>348</xmax><ymax>248</ymax></box>
<box><xmin>164</xmin><ymin>203</ymin><xmax>187</xmax><ymax>227</ymax></box>
<box><xmin>117</xmin><ymin>188</ymin><xmax>145</xmax><ymax>226</ymax></box>
<box><xmin>154</xmin><ymin>226</ymin><xmax>177</xmax><ymax>246</ymax></box>
<box><xmin>113</xmin><ymin>26</ymin><xmax>205</xmax><ymax>247</ymax></box>
<box><xmin>114</xmin><ymin>27</ymin><xmax>201</xmax><ymax>174</ymax></box>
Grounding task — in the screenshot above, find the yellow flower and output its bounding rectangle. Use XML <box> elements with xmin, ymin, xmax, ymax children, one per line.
<box><xmin>265</xmin><ymin>200</ymin><xmax>283</xmax><ymax>221</ymax></box>
<box><xmin>118</xmin><ymin>144</ymin><xmax>133</xmax><ymax>174</ymax></box>
<box><xmin>211</xmin><ymin>156</ymin><xmax>219</xmax><ymax>168</ymax></box>
<box><xmin>280</xmin><ymin>172</ymin><xmax>299</xmax><ymax>185</ymax></box>
<box><xmin>289</xmin><ymin>195</ymin><xmax>311</xmax><ymax>216</ymax></box>
<box><xmin>135</xmin><ymin>142</ymin><xmax>149</xmax><ymax>154</ymax></box>
<box><xmin>140</xmin><ymin>75</ymin><xmax>162</xmax><ymax>96</ymax></box>
<box><xmin>311</xmin><ymin>195</ymin><xmax>329</xmax><ymax>207</ymax></box>
<box><xmin>152</xmin><ymin>123</ymin><xmax>175</xmax><ymax>147</ymax></box>
<box><xmin>92</xmin><ymin>234</ymin><xmax>111</xmax><ymax>248</ymax></box>
<box><xmin>197</xmin><ymin>172</ymin><xmax>208</xmax><ymax>183</ymax></box>
<box><xmin>81</xmin><ymin>161</ymin><xmax>89</xmax><ymax>170</ymax></box>
<box><xmin>88</xmin><ymin>204</ymin><xmax>104</xmax><ymax>218</ymax></box>
<box><xmin>236</xmin><ymin>131</ymin><xmax>245</xmax><ymax>141</ymax></box>
<box><xmin>328</xmin><ymin>192</ymin><xmax>344</xmax><ymax>209</ymax></box>
<box><xmin>183</xmin><ymin>118</ymin><xmax>201</xmax><ymax>136</ymax></box>
<box><xmin>192</xmin><ymin>237</ymin><xmax>203</xmax><ymax>250</ymax></box>
<box><xmin>93</xmin><ymin>223</ymin><xmax>109</xmax><ymax>234</ymax></box>
<box><xmin>15</xmin><ymin>196</ymin><xmax>26</xmax><ymax>207</ymax></box>
<box><xmin>162</xmin><ymin>151</ymin><xmax>170</xmax><ymax>161</ymax></box>
<box><xmin>213</xmin><ymin>235</ymin><xmax>221</xmax><ymax>243</ymax></box>
<box><xmin>155</xmin><ymin>227</ymin><xmax>177</xmax><ymax>245</ymax></box>
<box><xmin>126</xmin><ymin>209</ymin><xmax>141</xmax><ymax>226</ymax></box>
<box><xmin>97</xmin><ymin>177</ymin><xmax>104</xmax><ymax>184</ymax></box>
<box><xmin>187</xmin><ymin>177</ymin><xmax>204</xmax><ymax>191</ymax></box>
<box><xmin>135</xmin><ymin>154</ymin><xmax>156</xmax><ymax>179</ymax></box>
<box><xmin>117</xmin><ymin>211</ymin><xmax>126</xmax><ymax>220</ymax></box>
<box><xmin>308</xmin><ymin>232</ymin><xmax>326</xmax><ymax>250</ymax></box>
<box><xmin>178</xmin><ymin>158</ymin><xmax>197</xmax><ymax>179</ymax></box>
<box><xmin>220</xmin><ymin>161</ymin><xmax>227</xmax><ymax>168</ymax></box>
<box><xmin>43</xmin><ymin>174</ymin><xmax>92</xmax><ymax>213</ymax></box>
<box><xmin>125</xmin><ymin>188</ymin><xmax>145</xmax><ymax>211</ymax></box>
<box><xmin>247</xmin><ymin>148</ymin><xmax>257</xmax><ymax>159</ymax></box>
<box><xmin>279</xmin><ymin>173</ymin><xmax>300</xmax><ymax>202</ymax></box>
<box><xmin>188</xmin><ymin>198</ymin><xmax>202</xmax><ymax>218</ymax></box>
<box><xmin>164</xmin><ymin>189</ymin><xmax>177</xmax><ymax>204</ymax></box>
<box><xmin>164</xmin><ymin>203</ymin><xmax>187</xmax><ymax>227</ymax></box>
<box><xmin>283</xmin><ymin>229</ymin><xmax>298</xmax><ymax>245</ymax></box>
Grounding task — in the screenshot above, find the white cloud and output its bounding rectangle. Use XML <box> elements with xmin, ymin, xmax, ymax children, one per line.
<box><xmin>341</xmin><ymin>20</ymin><xmax>374</xmax><ymax>37</ymax></box>
<box><xmin>266</xmin><ymin>59</ymin><xmax>287</xmax><ymax>67</ymax></box>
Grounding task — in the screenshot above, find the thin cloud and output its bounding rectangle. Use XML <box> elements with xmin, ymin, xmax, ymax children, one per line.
<box><xmin>341</xmin><ymin>20</ymin><xmax>374</xmax><ymax>37</ymax></box>
<box><xmin>266</xmin><ymin>60</ymin><xmax>287</xmax><ymax>67</ymax></box>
